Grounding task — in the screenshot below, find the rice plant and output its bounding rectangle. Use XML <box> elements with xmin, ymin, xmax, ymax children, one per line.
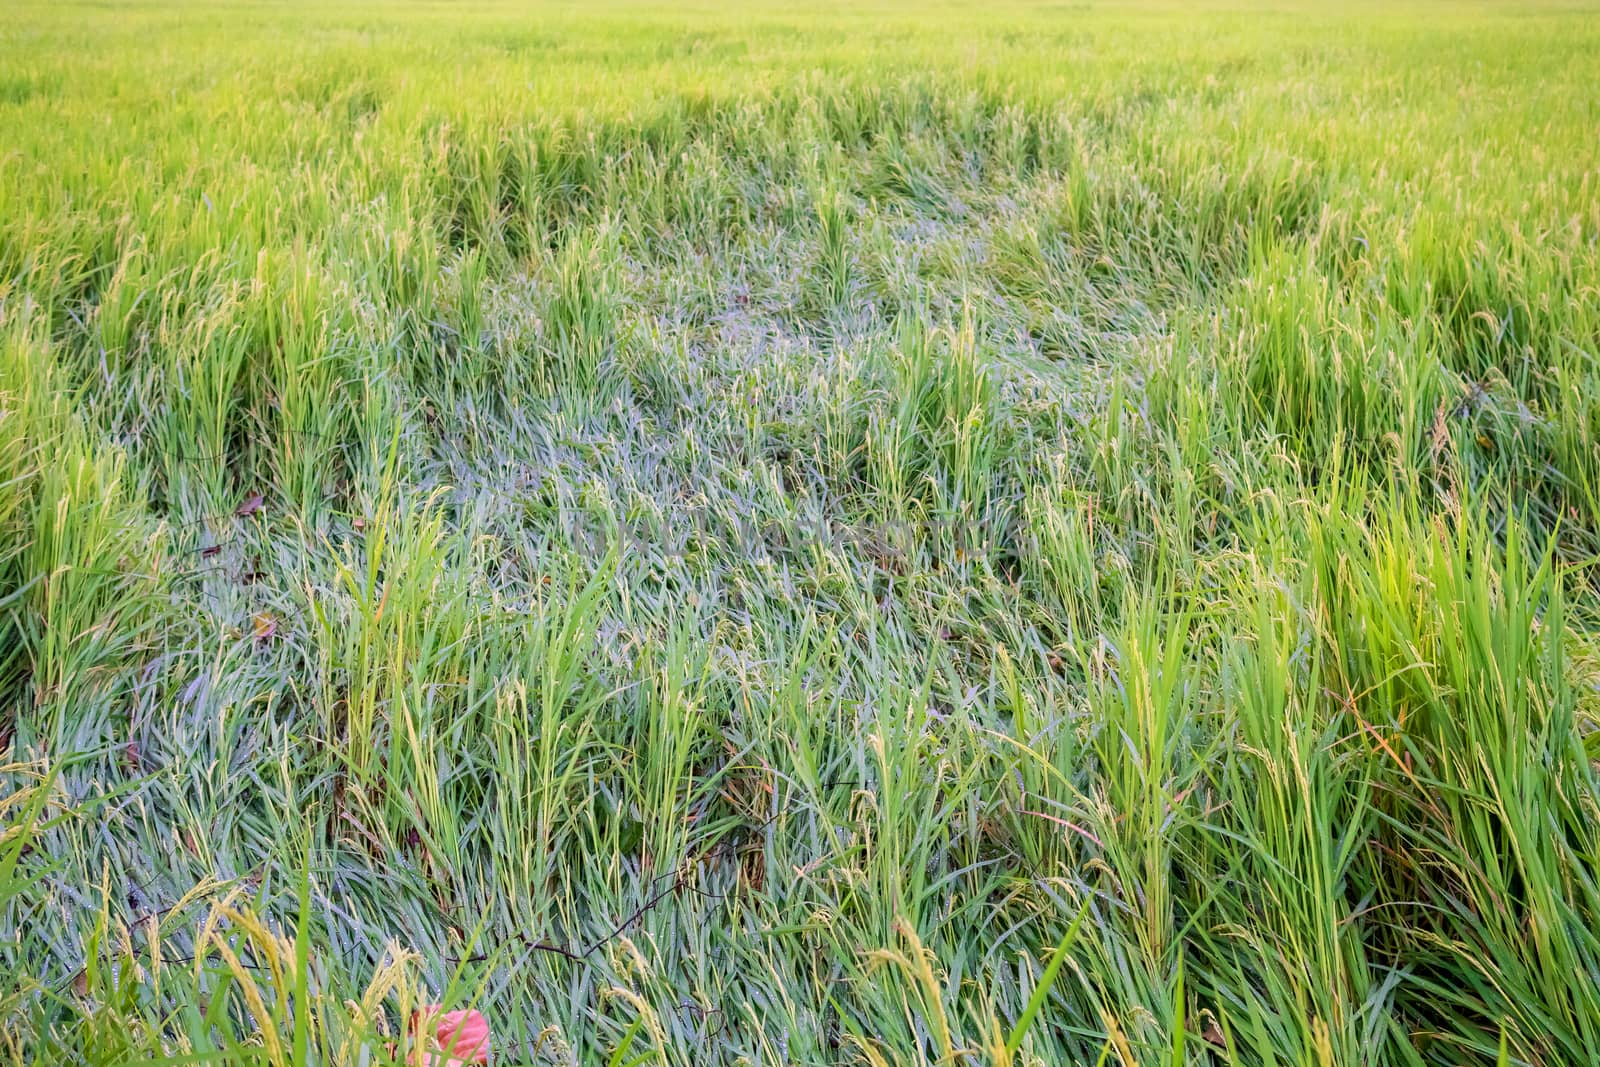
<box><xmin>2</xmin><ymin>0</ymin><xmax>1598</xmax><ymax>1063</ymax></box>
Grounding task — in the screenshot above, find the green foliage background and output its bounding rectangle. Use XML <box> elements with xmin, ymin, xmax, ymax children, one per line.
<box><xmin>2</xmin><ymin>1</ymin><xmax>1599</xmax><ymax>1063</ymax></box>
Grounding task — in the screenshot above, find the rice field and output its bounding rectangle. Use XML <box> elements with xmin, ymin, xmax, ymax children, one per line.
<box><xmin>3</xmin><ymin>0</ymin><xmax>1600</xmax><ymax>1063</ymax></box>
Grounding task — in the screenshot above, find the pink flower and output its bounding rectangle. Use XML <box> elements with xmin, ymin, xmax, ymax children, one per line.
<box><xmin>410</xmin><ymin>1004</ymin><xmax>490</xmax><ymax>1066</ymax></box>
